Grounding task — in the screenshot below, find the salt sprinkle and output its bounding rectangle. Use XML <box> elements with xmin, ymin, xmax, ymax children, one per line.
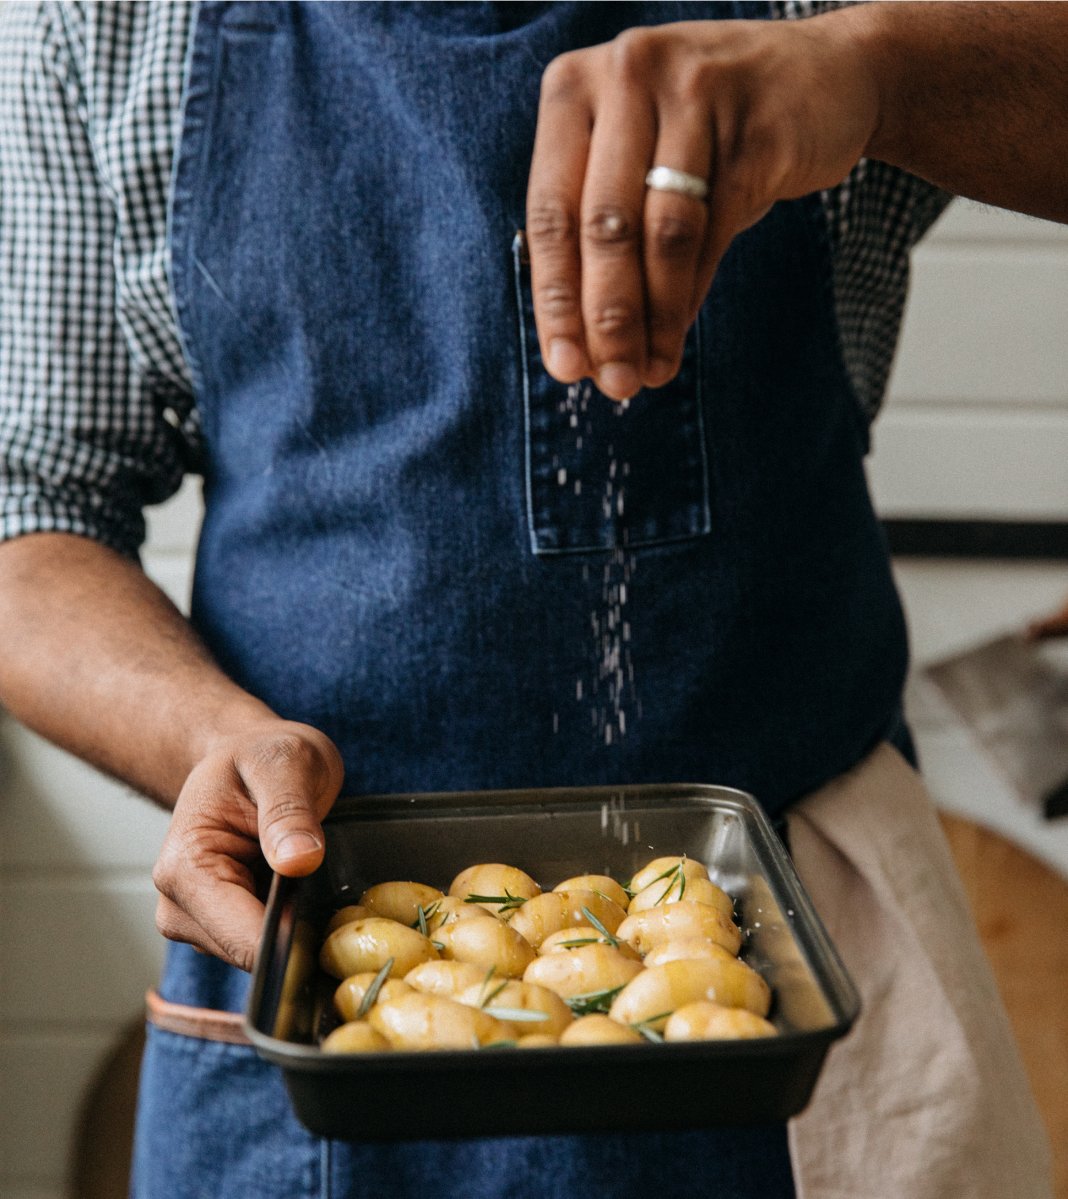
<box><xmin>560</xmin><ymin>380</ymin><xmax>641</xmax><ymax>749</ymax></box>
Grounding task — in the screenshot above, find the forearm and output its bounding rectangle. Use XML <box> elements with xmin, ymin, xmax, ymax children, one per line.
<box><xmin>0</xmin><ymin>532</ymin><xmax>274</xmax><ymax>807</ymax></box>
<box><xmin>843</xmin><ymin>1</ymin><xmax>1068</xmax><ymax>222</ymax></box>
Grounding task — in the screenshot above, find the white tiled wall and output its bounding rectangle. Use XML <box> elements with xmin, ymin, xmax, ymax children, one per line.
<box><xmin>2</xmin><ymin>200</ymin><xmax>1067</xmax><ymax>1195</ymax></box>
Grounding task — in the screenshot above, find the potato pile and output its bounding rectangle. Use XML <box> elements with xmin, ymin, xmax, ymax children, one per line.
<box><xmin>318</xmin><ymin>856</ymin><xmax>776</xmax><ymax>1053</ymax></box>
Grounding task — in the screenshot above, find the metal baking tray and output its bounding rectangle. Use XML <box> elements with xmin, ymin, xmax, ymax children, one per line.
<box><xmin>245</xmin><ymin>783</ymin><xmax>859</xmax><ymax>1141</ymax></box>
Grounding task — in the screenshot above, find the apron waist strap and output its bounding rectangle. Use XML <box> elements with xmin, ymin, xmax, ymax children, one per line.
<box><xmin>145</xmin><ymin>987</ymin><xmax>252</xmax><ymax>1046</ymax></box>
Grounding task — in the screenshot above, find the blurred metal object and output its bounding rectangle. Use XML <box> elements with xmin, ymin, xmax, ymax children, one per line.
<box><xmin>925</xmin><ymin>633</ymin><xmax>1068</xmax><ymax>818</ymax></box>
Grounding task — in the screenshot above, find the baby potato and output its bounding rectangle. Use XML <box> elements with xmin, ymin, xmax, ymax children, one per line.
<box><xmin>319</xmin><ymin>917</ymin><xmax>439</xmax><ymax>980</ymax></box>
<box><xmin>643</xmin><ymin>937</ymin><xmax>737</xmax><ymax>969</ymax></box>
<box><xmin>369</xmin><ymin>991</ymin><xmax>509</xmax><ymax>1050</ymax></box>
<box><xmin>553</xmin><ymin>875</ymin><xmax>629</xmax><ymax>910</ymax></box>
<box><xmin>559</xmin><ymin>1015</ymin><xmax>644</xmax><ymax>1047</ymax></box>
<box><xmin>516</xmin><ymin>1034</ymin><xmax>559</xmax><ymax>1049</ymax></box>
<box><xmin>456</xmin><ymin>979</ymin><xmax>573</xmax><ymax>1038</ymax></box>
<box><xmin>436</xmin><ymin>915</ymin><xmax>535</xmax><ymax>978</ymax></box>
<box><xmin>617</xmin><ymin>900</ymin><xmax>742</xmax><ymax>958</ymax></box>
<box><xmin>523</xmin><ymin>943</ymin><xmax>642</xmax><ymax>1000</ymax></box>
<box><xmin>448</xmin><ymin>863</ymin><xmax>541</xmax><ymax>916</ymax></box>
<box><xmin>324</xmin><ymin>904</ymin><xmax>370</xmax><ymax>936</ymax></box>
<box><xmin>609</xmin><ymin>958</ymin><xmax>772</xmax><ymax>1031</ymax></box>
<box><xmin>403</xmin><ymin>959</ymin><xmax>486</xmax><ymax>999</ymax></box>
<box><xmin>423</xmin><ymin>895</ymin><xmax>496</xmax><ymax>933</ymax></box>
<box><xmin>539</xmin><ymin>927</ymin><xmax>641</xmax><ymax>961</ymax></box>
<box><xmin>628</xmin><ymin>875</ymin><xmax>734</xmax><ymax>920</ymax></box>
<box><xmin>664</xmin><ymin>1002</ymin><xmax>778</xmax><ymax>1042</ymax></box>
<box><xmin>509</xmin><ymin>890</ymin><xmax>627</xmax><ymax>948</ymax></box>
<box><xmin>359</xmin><ymin>881</ymin><xmax>444</xmax><ymax>926</ymax></box>
<box><xmin>321</xmin><ymin>1021</ymin><xmax>391</xmax><ymax>1054</ymax></box>
<box><xmin>334</xmin><ymin>974</ymin><xmax>413</xmax><ymax>1021</ymax></box>
<box><xmin>628</xmin><ymin>856</ymin><xmax>709</xmax><ymax>895</ymax></box>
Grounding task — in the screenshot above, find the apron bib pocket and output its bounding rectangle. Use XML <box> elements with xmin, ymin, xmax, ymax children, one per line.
<box><xmin>512</xmin><ymin>231</ymin><xmax>712</xmax><ymax>555</ymax></box>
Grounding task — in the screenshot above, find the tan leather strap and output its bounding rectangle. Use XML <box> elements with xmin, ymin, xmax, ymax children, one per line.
<box><xmin>145</xmin><ymin>988</ymin><xmax>252</xmax><ymax>1046</ymax></box>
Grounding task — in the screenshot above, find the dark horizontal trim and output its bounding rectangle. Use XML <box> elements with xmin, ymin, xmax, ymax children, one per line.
<box><xmin>884</xmin><ymin>519</ymin><xmax>1068</xmax><ymax>559</ymax></box>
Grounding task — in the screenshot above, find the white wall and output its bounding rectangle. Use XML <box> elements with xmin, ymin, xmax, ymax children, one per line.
<box><xmin>1</xmin><ymin>199</ymin><xmax>1067</xmax><ymax>1197</ymax></box>
<box><xmin>0</xmin><ymin>484</ymin><xmax>198</xmax><ymax>1199</ymax></box>
<box><xmin>869</xmin><ymin>200</ymin><xmax>1068</xmax><ymax>519</ymax></box>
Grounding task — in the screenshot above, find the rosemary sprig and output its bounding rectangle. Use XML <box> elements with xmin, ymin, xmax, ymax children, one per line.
<box><xmin>354</xmin><ymin>957</ymin><xmax>394</xmax><ymax>1019</ymax></box>
<box><xmin>483</xmin><ymin>1007</ymin><xmax>550</xmax><ymax>1024</ymax></box>
<box><xmin>630</xmin><ymin>1011</ymin><xmax>672</xmax><ymax>1042</ymax></box>
<box><xmin>480</xmin><ymin>979</ymin><xmax>509</xmax><ymax>1008</ymax></box>
<box><xmin>464</xmin><ymin>890</ymin><xmax>527</xmax><ymax>913</ymax></box>
<box><xmin>413</xmin><ymin>900</ymin><xmax>442</xmax><ymax>936</ymax></box>
<box><xmin>640</xmin><ymin>859</ymin><xmax>688</xmax><ymax>906</ymax></box>
<box><xmin>579</xmin><ymin>906</ymin><xmax>621</xmax><ymax>948</ymax></box>
<box><xmin>655</xmin><ymin>863</ymin><xmax>686</xmax><ymax>905</ymax></box>
<box><xmin>557</xmin><ymin>936</ymin><xmax>601</xmax><ymax>949</ymax></box>
<box><xmin>564</xmin><ymin>985</ymin><xmax>625</xmax><ymax>1017</ymax></box>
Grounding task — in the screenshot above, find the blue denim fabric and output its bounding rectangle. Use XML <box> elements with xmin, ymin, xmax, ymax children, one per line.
<box><xmin>171</xmin><ymin>0</ymin><xmax>907</xmax><ymax>813</ymax></box>
<box><xmin>134</xmin><ymin>949</ymin><xmax>794</xmax><ymax>1199</ymax></box>
<box><xmin>139</xmin><ymin>1</ymin><xmax>914</xmax><ymax>1194</ymax></box>
<box><xmin>134</xmin><ymin>974</ymin><xmax>793</xmax><ymax>1198</ymax></box>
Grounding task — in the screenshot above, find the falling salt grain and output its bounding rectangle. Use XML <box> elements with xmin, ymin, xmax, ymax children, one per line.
<box><xmin>557</xmin><ymin>467</ymin><xmax>567</xmax><ymax>486</ymax></box>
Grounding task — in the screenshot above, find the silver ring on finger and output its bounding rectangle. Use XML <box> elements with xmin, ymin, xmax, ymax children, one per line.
<box><xmin>644</xmin><ymin>165</ymin><xmax>709</xmax><ymax>202</ymax></box>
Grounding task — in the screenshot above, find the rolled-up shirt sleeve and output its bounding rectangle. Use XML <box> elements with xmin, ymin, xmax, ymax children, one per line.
<box><xmin>0</xmin><ymin>2</ymin><xmax>192</xmax><ymax>559</ymax></box>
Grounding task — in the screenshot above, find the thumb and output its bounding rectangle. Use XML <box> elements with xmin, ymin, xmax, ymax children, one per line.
<box><xmin>239</xmin><ymin>727</ymin><xmax>344</xmax><ymax>876</ymax></box>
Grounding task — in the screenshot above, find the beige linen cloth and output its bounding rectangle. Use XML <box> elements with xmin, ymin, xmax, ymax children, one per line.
<box><xmin>786</xmin><ymin>742</ymin><xmax>1053</xmax><ymax>1199</ymax></box>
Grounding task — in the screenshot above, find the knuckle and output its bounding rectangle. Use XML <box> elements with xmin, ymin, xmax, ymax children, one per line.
<box><xmin>258</xmin><ymin>791</ymin><xmax>316</xmax><ymax>833</ymax></box>
<box><xmin>590</xmin><ymin>303</ymin><xmax>641</xmax><ymax>339</ymax></box>
<box><xmin>648</xmin><ymin>212</ymin><xmax>703</xmax><ymax>261</ymax></box>
<box><xmin>222</xmin><ymin>940</ymin><xmax>253</xmax><ymax>973</ymax></box>
<box><xmin>534</xmin><ymin>278</ymin><xmax>581</xmax><ymax>321</ymax></box>
<box><xmin>527</xmin><ymin>199</ymin><xmax>578</xmax><ymax>249</ymax></box>
<box><xmin>609</xmin><ymin>28</ymin><xmax>653</xmax><ymax>79</ymax></box>
<box><xmin>154</xmin><ymin>898</ymin><xmax>184</xmax><ymax>941</ymax></box>
<box><xmin>540</xmin><ymin>50</ymin><xmax>585</xmax><ymax>103</ymax></box>
<box><xmin>154</xmin><ymin>910</ymin><xmax>174</xmax><ymax>940</ymax></box>
<box><xmin>583</xmin><ymin>205</ymin><xmax>639</xmax><ymax>249</ymax></box>
<box><xmin>152</xmin><ymin>845</ymin><xmax>180</xmax><ymax>896</ymax></box>
<box><xmin>672</xmin><ymin>61</ymin><xmax>714</xmax><ymax>109</ymax></box>
<box><xmin>253</xmin><ymin>731</ymin><xmax>316</xmax><ymax>775</ymax></box>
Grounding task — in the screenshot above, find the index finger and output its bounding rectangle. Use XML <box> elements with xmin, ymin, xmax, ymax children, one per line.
<box><xmin>527</xmin><ymin>51</ymin><xmax>593</xmax><ymax>384</ymax></box>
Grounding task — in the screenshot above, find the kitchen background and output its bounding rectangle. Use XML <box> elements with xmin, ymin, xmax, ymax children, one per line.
<box><xmin>2</xmin><ymin>197</ymin><xmax>1067</xmax><ymax>1198</ymax></box>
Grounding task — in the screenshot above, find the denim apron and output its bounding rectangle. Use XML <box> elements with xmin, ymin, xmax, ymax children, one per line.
<box><xmin>134</xmin><ymin>3</ymin><xmax>912</xmax><ymax>1195</ymax></box>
